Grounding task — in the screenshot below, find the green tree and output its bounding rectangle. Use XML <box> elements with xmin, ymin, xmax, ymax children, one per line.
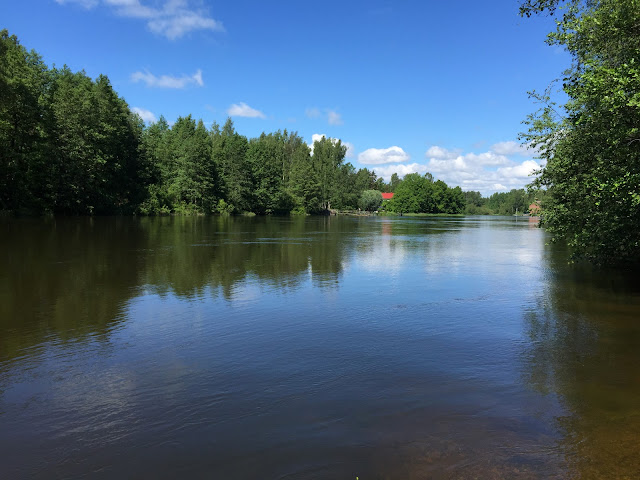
<box><xmin>521</xmin><ymin>0</ymin><xmax>640</xmax><ymax>262</ymax></box>
<box><xmin>389</xmin><ymin>173</ymin><xmax>401</xmax><ymax>192</ymax></box>
<box><xmin>288</xmin><ymin>149</ymin><xmax>320</xmax><ymax>213</ymax></box>
<box><xmin>359</xmin><ymin>189</ymin><xmax>383</xmax><ymax>211</ymax></box>
<box><xmin>388</xmin><ymin>173</ymin><xmax>433</xmax><ymax>213</ymax></box>
<box><xmin>138</xmin><ymin>115</ymin><xmax>172</xmax><ymax>214</ymax></box>
<box><xmin>310</xmin><ymin>136</ymin><xmax>347</xmax><ymax>211</ymax></box>
<box><xmin>167</xmin><ymin>116</ymin><xmax>218</xmax><ymax>212</ymax></box>
<box><xmin>247</xmin><ymin>131</ymin><xmax>302</xmax><ymax>214</ymax></box>
<box><xmin>90</xmin><ymin>74</ymin><xmax>144</xmax><ymax>213</ymax></box>
<box><xmin>0</xmin><ymin>30</ymin><xmax>50</xmax><ymax>212</ymax></box>
<box><xmin>212</xmin><ymin>118</ymin><xmax>251</xmax><ymax>213</ymax></box>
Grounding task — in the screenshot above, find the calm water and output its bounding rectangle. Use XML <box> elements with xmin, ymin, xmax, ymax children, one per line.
<box><xmin>1</xmin><ymin>216</ymin><xmax>639</xmax><ymax>479</ymax></box>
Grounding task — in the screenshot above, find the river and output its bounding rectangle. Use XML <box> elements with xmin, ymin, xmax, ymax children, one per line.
<box><xmin>1</xmin><ymin>216</ymin><xmax>639</xmax><ymax>479</ymax></box>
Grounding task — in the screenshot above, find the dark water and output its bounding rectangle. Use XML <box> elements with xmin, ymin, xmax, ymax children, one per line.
<box><xmin>1</xmin><ymin>216</ymin><xmax>639</xmax><ymax>479</ymax></box>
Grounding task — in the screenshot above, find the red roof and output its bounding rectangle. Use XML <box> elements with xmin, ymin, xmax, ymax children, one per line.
<box><xmin>381</xmin><ymin>192</ymin><xmax>394</xmax><ymax>200</ymax></box>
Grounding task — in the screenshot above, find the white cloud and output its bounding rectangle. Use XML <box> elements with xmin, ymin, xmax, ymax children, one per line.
<box><xmin>358</xmin><ymin>146</ymin><xmax>410</xmax><ymax>165</ymax></box>
<box><xmin>132</xmin><ymin>107</ymin><xmax>157</xmax><ymax>123</ymax></box>
<box><xmin>57</xmin><ymin>0</ymin><xmax>224</xmax><ymax>40</ymax></box>
<box><xmin>461</xmin><ymin>152</ymin><xmax>511</xmax><ymax>167</ymax></box>
<box><xmin>364</xmin><ymin>140</ymin><xmax>543</xmax><ymax>195</ymax></box>
<box><xmin>327</xmin><ymin>110</ymin><xmax>343</xmax><ymax>126</ymax></box>
<box><xmin>496</xmin><ymin>159</ymin><xmax>541</xmax><ymax>178</ymax></box>
<box><xmin>343</xmin><ymin>142</ymin><xmax>355</xmax><ymax>159</ymax></box>
<box><xmin>310</xmin><ymin>133</ymin><xmax>326</xmax><ymax>146</ymax></box>
<box><xmin>227</xmin><ymin>102</ymin><xmax>266</xmax><ymax>119</ymax></box>
<box><xmin>131</xmin><ymin>69</ymin><xmax>203</xmax><ymax>88</ymax></box>
<box><xmin>371</xmin><ymin>163</ymin><xmax>430</xmax><ymax>179</ymax></box>
<box><xmin>423</xmin><ymin>142</ymin><xmax>543</xmax><ymax>194</ymax></box>
<box><xmin>425</xmin><ymin>145</ymin><xmax>459</xmax><ymax>160</ymax></box>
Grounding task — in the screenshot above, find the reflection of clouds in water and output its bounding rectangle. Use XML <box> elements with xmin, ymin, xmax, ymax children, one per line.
<box><xmin>228</xmin><ymin>280</ymin><xmax>263</xmax><ymax>304</ymax></box>
<box><xmin>422</xmin><ymin>234</ymin><xmax>465</xmax><ymax>276</ymax></box>
<box><xmin>421</xmin><ymin>225</ymin><xmax>547</xmax><ymax>279</ymax></box>
<box><xmin>354</xmin><ymin>234</ymin><xmax>408</xmax><ymax>273</ymax></box>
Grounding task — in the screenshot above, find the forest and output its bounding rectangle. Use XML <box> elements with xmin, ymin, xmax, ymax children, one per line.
<box><xmin>1</xmin><ymin>29</ymin><xmax>534</xmax><ymax>218</ymax></box>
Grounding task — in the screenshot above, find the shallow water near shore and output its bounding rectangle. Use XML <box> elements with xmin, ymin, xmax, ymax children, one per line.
<box><xmin>1</xmin><ymin>215</ymin><xmax>639</xmax><ymax>479</ymax></box>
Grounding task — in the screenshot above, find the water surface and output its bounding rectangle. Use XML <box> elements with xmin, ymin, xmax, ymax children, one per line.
<box><xmin>1</xmin><ymin>216</ymin><xmax>639</xmax><ymax>479</ymax></box>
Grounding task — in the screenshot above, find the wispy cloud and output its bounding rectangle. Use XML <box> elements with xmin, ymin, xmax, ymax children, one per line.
<box><xmin>327</xmin><ymin>110</ymin><xmax>343</xmax><ymax>126</ymax></box>
<box><xmin>227</xmin><ymin>102</ymin><xmax>266</xmax><ymax>118</ymax></box>
<box><xmin>305</xmin><ymin>108</ymin><xmax>321</xmax><ymax>119</ymax></box>
<box><xmin>131</xmin><ymin>69</ymin><xmax>203</xmax><ymax>88</ymax></box>
<box><xmin>358</xmin><ymin>146</ymin><xmax>410</xmax><ymax>165</ymax></box>
<box><xmin>56</xmin><ymin>0</ymin><xmax>99</xmax><ymax>8</ymax></box>
<box><xmin>56</xmin><ymin>0</ymin><xmax>224</xmax><ymax>40</ymax></box>
<box><xmin>306</xmin><ymin>107</ymin><xmax>344</xmax><ymax>126</ymax></box>
<box><xmin>132</xmin><ymin>106</ymin><xmax>157</xmax><ymax>123</ymax></box>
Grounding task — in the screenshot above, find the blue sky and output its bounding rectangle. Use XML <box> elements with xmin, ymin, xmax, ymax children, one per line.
<box><xmin>5</xmin><ymin>0</ymin><xmax>568</xmax><ymax>195</ymax></box>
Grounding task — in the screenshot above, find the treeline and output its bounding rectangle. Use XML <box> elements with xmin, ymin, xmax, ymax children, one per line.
<box><xmin>137</xmin><ymin>116</ymin><xmax>402</xmax><ymax>215</ymax></box>
<box><xmin>463</xmin><ymin>188</ymin><xmax>547</xmax><ymax>215</ymax></box>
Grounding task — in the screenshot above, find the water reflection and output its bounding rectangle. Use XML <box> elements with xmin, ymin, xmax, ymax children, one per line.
<box><xmin>1</xmin><ymin>216</ymin><xmax>640</xmax><ymax>478</ymax></box>
<box><xmin>0</xmin><ymin>216</ymin><xmax>357</xmax><ymax>361</ymax></box>
<box><xmin>0</xmin><ymin>217</ymin><xmax>144</xmax><ymax>360</ymax></box>
<box><xmin>523</xmin><ymin>247</ymin><xmax>640</xmax><ymax>479</ymax></box>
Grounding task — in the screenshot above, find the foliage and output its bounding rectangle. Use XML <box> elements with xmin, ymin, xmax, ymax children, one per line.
<box><xmin>359</xmin><ymin>189</ymin><xmax>383</xmax><ymax>211</ymax></box>
<box><xmin>0</xmin><ymin>30</ymin><xmax>145</xmax><ymax>214</ymax></box>
<box><xmin>311</xmin><ymin>136</ymin><xmax>347</xmax><ymax>211</ymax></box>
<box><xmin>387</xmin><ymin>173</ymin><xmax>464</xmax><ymax>214</ymax></box>
<box><xmin>520</xmin><ymin>0</ymin><xmax>640</xmax><ymax>263</ymax></box>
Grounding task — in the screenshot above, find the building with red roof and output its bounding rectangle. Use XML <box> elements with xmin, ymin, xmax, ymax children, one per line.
<box><xmin>529</xmin><ymin>202</ymin><xmax>541</xmax><ymax>215</ymax></box>
<box><xmin>381</xmin><ymin>192</ymin><xmax>394</xmax><ymax>200</ymax></box>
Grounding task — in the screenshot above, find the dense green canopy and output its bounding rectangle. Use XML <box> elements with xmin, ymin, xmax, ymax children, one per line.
<box><xmin>520</xmin><ymin>0</ymin><xmax>640</xmax><ymax>263</ymax></box>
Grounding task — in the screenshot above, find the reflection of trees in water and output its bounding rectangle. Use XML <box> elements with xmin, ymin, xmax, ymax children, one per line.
<box><xmin>522</xmin><ymin>248</ymin><xmax>640</xmax><ymax>479</ymax></box>
<box><xmin>0</xmin><ymin>216</ymin><xmax>354</xmax><ymax>361</ymax></box>
<box><xmin>139</xmin><ymin>215</ymin><xmax>350</xmax><ymax>297</ymax></box>
<box><xmin>0</xmin><ymin>217</ymin><xmax>147</xmax><ymax>360</ymax></box>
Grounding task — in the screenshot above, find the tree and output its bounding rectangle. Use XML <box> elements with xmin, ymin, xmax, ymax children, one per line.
<box><xmin>310</xmin><ymin>136</ymin><xmax>347</xmax><ymax>211</ymax></box>
<box><xmin>246</xmin><ymin>131</ymin><xmax>302</xmax><ymax>214</ymax></box>
<box><xmin>388</xmin><ymin>173</ymin><xmax>433</xmax><ymax>213</ymax></box>
<box><xmin>359</xmin><ymin>189</ymin><xmax>383</xmax><ymax>212</ymax></box>
<box><xmin>521</xmin><ymin>0</ymin><xmax>640</xmax><ymax>263</ymax></box>
<box><xmin>0</xmin><ymin>30</ymin><xmax>50</xmax><ymax>212</ymax></box>
<box><xmin>212</xmin><ymin>118</ymin><xmax>251</xmax><ymax>213</ymax></box>
<box><xmin>389</xmin><ymin>173</ymin><xmax>401</xmax><ymax>192</ymax></box>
